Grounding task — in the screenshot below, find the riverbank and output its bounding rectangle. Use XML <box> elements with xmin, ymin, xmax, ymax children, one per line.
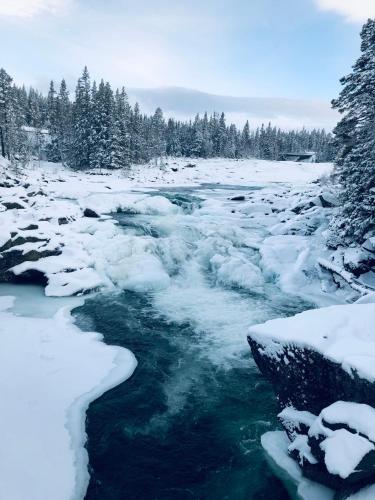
<box><xmin>1</xmin><ymin>156</ymin><xmax>369</xmax><ymax>499</ymax></box>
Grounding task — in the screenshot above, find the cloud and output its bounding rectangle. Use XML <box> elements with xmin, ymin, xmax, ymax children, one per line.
<box><xmin>315</xmin><ymin>0</ymin><xmax>375</xmax><ymax>23</ymax></box>
<box><xmin>127</xmin><ymin>87</ymin><xmax>339</xmax><ymax>130</ymax></box>
<box><xmin>0</xmin><ymin>0</ymin><xmax>72</xmax><ymax>18</ymax></box>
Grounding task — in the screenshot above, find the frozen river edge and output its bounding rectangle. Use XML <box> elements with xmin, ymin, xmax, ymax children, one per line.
<box><xmin>3</xmin><ymin>156</ymin><xmax>373</xmax><ymax>499</ymax></box>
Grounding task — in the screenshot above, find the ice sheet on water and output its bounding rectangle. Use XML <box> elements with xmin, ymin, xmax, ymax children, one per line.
<box><xmin>0</xmin><ymin>286</ymin><xmax>137</xmax><ymax>500</ymax></box>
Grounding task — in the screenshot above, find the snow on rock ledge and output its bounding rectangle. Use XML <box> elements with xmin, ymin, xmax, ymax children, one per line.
<box><xmin>249</xmin><ymin>303</ymin><xmax>375</xmax><ymax>383</ymax></box>
<box><xmin>248</xmin><ymin>303</ymin><xmax>375</xmax><ymax>496</ymax></box>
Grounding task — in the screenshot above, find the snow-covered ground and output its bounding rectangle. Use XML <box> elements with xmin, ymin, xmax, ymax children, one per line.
<box><xmin>0</xmin><ymin>289</ymin><xmax>136</xmax><ymax>500</ymax></box>
<box><xmin>1</xmin><ymin>156</ymin><xmax>374</xmax><ymax>499</ymax></box>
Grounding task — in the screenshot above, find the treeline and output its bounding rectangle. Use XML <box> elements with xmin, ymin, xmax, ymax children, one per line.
<box><xmin>0</xmin><ymin>66</ymin><xmax>334</xmax><ymax>169</ymax></box>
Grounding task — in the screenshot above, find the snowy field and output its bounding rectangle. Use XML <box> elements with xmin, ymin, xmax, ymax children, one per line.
<box><xmin>1</xmin><ymin>156</ymin><xmax>374</xmax><ymax>499</ymax></box>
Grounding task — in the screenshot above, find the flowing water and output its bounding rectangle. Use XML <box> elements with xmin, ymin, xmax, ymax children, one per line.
<box><xmin>74</xmin><ymin>185</ymin><xmax>312</xmax><ymax>499</ymax></box>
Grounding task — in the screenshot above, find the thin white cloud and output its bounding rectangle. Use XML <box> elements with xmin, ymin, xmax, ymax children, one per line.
<box><xmin>127</xmin><ymin>87</ymin><xmax>339</xmax><ymax>131</ymax></box>
<box><xmin>0</xmin><ymin>0</ymin><xmax>72</xmax><ymax>18</ymax></box>
<box><xmin>315</xmin><ymin>0</ymin><xmax>375</xmax><ymax>23</ymax></box>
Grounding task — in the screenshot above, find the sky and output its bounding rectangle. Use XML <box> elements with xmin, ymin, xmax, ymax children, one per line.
<box><xmin>0</xmin><ymin>0</ymin><xmax>373</xmax><ymax>128</ymax></box>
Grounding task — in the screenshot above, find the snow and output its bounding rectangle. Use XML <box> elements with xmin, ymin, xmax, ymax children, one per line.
<box><xmin>319</xmin><ymin>429</ymin><xmax>374</xmax><ymax>479</ymax></box>
<box><xmin>6</xmin><ymin>157</ymin><xmax>373</xmax><ymax>498</ymax></box>
<box><xmin>318</xmin><ymin>401</ymin><xmax>375</xmax><ymax>442</ymax></box>
<box><xmin>0</xmin><ymin>290</ymin><xmax>137</xmax><ymax>500</ymax></box>
<box><xmin>288</xmin><ymin>434</ymin><xmax>318</xmax><ymax>465</ymax></box>
<box><xmin>132</xmin><ymin>158</ymin><xmax>333</xmax><ymax>186</ymax></box>
<box><xmin>249</xmin><ymin>303</ymin><xmax>375</xmax><ymax>381</ymax></box>
<box><xmin>261</xmin><ymin>431</ymin><xmax>334</xmax><ymax>500</ymax></box>
<box><xmin>278</xmin><ymin>406</ymin><xmax>316</xmax><ymax>430</ymax></box>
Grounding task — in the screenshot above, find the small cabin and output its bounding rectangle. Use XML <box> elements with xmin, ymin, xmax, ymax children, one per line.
<box><xmin>279</xmin><ymin>152</ymin><xmax>317</xmax><ymax>163</ymax></box>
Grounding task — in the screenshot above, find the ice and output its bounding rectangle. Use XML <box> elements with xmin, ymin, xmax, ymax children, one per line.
<box><xmin>348</xmin><ymin>484</ymin><xmax>375</xmax><ymax>499</ymax></box>
<box><xmin>210</xmin><ymin>254</ymin><xmax>264</xmax><ymax>289</ymax></box>
<box><xmin>45</xmin><ymin>268</ymin><xmax>104</xmax><ymax>296</ymax></box>
<box><xmin>261</xmin><ymin>431</ymin><xmax>334</xmax><ymax>500</ymax></box>
<box><xmin>0</xmin><ymin>157</ymin><xmax>346</xmax><ymax>498</ymax></box>
<box><xmin>107</xmin><ymin>252</ymin><xmax>171</xmax><ymax>292</ymax></box>
<box><xmin>0</xmin><ymin>288</ymin><xmax>137</xmax><ymax>500</ymax></box>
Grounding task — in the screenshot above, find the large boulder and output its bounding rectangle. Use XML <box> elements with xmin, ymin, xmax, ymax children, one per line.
<box><xmin>248</xmin><ymin>303</ymin><xmax>375</xmax><ymax>495</ymax></box>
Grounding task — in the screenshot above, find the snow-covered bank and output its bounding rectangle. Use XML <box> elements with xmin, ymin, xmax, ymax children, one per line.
<box><xmin>4</xmin><ymin>155</ymin><xmax>374</xmax><ymax>499</ymax></box>
<box><xmin>0</xmin><ymin>157</ymin><xmax>336</xmax><ymax>300</ymax></box>
<box><xmin>0</xmin><ymin>289</ymin><xmax>136</xmax><ymax>500</ymax></box>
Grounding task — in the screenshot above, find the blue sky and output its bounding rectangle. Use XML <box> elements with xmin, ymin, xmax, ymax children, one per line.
<box><xmin>0</xmin><ymin>0</ymin><xmax>372</xmax><ymax>103</ymax></box>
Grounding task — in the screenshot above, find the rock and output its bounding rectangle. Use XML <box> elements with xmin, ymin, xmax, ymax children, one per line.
<box><xmin>291</xmin><ymin>200</ymin><xmax>315</xmax><ymax>214</ymax></box>
<box><xmin>280</xmin><ymin>403</ymin><xmax>375</xmax><ymax>493</ymax></box>
<box><xmin>0</xmin><ymin>235</ymin><xmax>47</xmax><ymax>253</ymax></box>
<box><xmin>248</xmin><ymin>335</ymin><xmax>375</xmax><ymax>494</ymax></box>
<box><xmin>83</xmin><ymin>208</ymin><xmax>99</xmax><ymax>218</ymax></box>
<box><xmin>11</xmin><ymin>268</ymin><xmax>48</xmax><ymax>286</ymax></box>
<box><xmin>0</xmin><ymin>247</ymin><xmax>61</xmax><ymax>283</ymax></box>
<box><xmin>58</xmin><ymin>217</ymin><xmax>69</xmax><ymax>225</ymax></box>
<box><xmin>20</xmin><ymin>224</ymin><xmax>39</xmax><ymax>231</ymax></box>
<box><xmin>230</xmin><ymin>195</ymin><xmax>246</xmax><ymax>201</ymax></box>
<box><xmin>171</xmin><ymin>167</ymin><xmax>178</xmax><ymax>172</ymax></box>
<box><xmin>363</xmin><ymin>239</ymin><xmax>375</xmax><ymax>255</ymax></box>
<box><xmin>319</xmin><ymin>192</ymin><xmax>339</xmax><ymax>208</ymax></box>
<box><xmin>344</xmin><ymin>247</ymin><xmax>375</xmax><ymax>277</ymax></box>
<box><xmin>2</xmin><ymin>202</ymin><xmax>25</xmax><ymax>210</ymax></box>
<box><xmin>184</xmin><ymin>163</ymin><xmax>196</xmax><ymax>168</ymax></box>
<box><xmin>26</xmin><ymin>190</ymin><xmax>47</xmax><ymax>197</ymax></box>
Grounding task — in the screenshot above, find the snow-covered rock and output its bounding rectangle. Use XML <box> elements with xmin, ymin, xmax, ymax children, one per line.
<box><xmin>249</xmin><ymin>304</ymin><xmax>375</xmax><ymax>494</ymax></box>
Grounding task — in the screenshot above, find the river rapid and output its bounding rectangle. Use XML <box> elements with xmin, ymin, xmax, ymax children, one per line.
<box><xmin>72</xmin><ymin>184</ymin><xmax>313</xmax><ymax>500</ymax></box>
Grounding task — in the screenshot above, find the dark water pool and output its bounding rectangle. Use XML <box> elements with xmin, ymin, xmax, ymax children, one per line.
<box><xmin>74</xmin><ymin>292</ymin><xmax>291</xmax><ymax>500</ymax></box>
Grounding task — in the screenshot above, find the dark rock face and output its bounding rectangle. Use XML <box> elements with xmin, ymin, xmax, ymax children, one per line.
<box><xmin>291</xmin><ymin>201</ymin><xmax>315</xmax><ymax>214</ymax></box>
<box><xmin>343</xmin><ymin>244</ymin><xmax>375</xmax><ymax>277</ymax></box>
<box><xmin>248</xmin><ymin>338</ymin><xmax>375</xmax><ymax>412</ymax></box>
<box><xmin>248</xmin><ymin>336</ymin><xmax>375</xmax><ymax>495</ymax></box>
<box><xmin>0</xmin><ymin>236</ymin><xmax>61</xmax><ymax>283</ymax></box>
<box><xmin>20</xmin><ymin>224</ymin><xmax>39</xmax><ymax>231</ymax></box>
<box><xmin>58</xmin><ymin>217</ymin><xmax>69</xmax><ymax>225</ymax></box>
<box><xmin>0</xmin><ymin>236</ymin><xmax>47</xmax><ymax>253</ymax></box>
<box><xmin>83</xmin><ymin>208</ymin><xmax>99</xmax><ymax>218</ymax></box>
<box><xmin>2</xmin><ymin>201</ymin><xmax>25</xmax><ymax>210</ymax></box>
<box><xmin>11</xmin><ymin>268</ymin><xmax>48</xmax><ymax>286</ymax></box>
<box><xmin>230</xmin><ymin>195</ymin><xmax>246</xmax><ymax>201</ymax></box>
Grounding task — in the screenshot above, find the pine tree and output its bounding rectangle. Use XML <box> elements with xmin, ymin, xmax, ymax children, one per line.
<box><xmin>130</xmin><ymin>103</ymin><xmax>145</xmax><ymax>163</ymax></box>
<box><xmin>111</xmin><ymin>88</ymin><xmax>131</xmax><ymax>169</ymax></box>
<box><xmin>0</xmin><ymin>68</ymin><xmax>13</xmax><ymax>158</ymax></box>
<box><xmin>241</xmin><ymin>120</ymin><xmax>251</xmax><ymax>157</ymax></box>
<box><xmin>57</xmin><ymin>79</ymin><xmax>72</xmax><ymax>165</ymax></box>
<box><xmin>331</xmin><ymin>19</ymin><xmax>375</xmax><ymax>244</ymax></box>
<box><xmin>72</xmin><ymin>66</ymin><xmax>92</xmax><ymax>169</ymax></box>
<box><xmin>149</xmin><ymin>107</ymin><xmax>166</xmax><ymax>164</ymax></box>
<box><xmin>46</xmin><ymin>80</ymin><xmax>61</xmax><ymax>162</ymax></box>
<box><xmin>191</xmin><ymin>114</ymin><xmax>204</xmax><ymax>157</ymax></box>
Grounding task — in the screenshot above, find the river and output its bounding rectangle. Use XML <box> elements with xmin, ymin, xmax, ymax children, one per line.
<box><xmin>72</xmin><ymin>184</ymin><xmax>313</xmax><ymax>499</ymax></box>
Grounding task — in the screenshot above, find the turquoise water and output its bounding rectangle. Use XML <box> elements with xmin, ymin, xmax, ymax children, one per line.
<box><xmin>73</xmin><ymin>186</ymin><xmax>312</xmax><ymax>499</ymax></box>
